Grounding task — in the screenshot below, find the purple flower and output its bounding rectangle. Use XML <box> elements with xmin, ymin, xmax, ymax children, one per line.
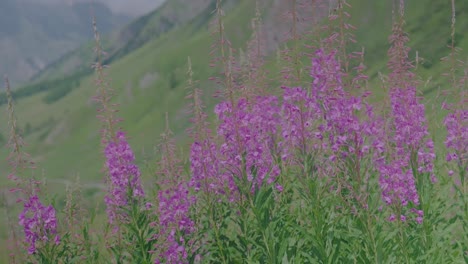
<box><xmin>215</xmin><ymin>96</ymin><xmax>282</xmax><ymax>193</ymax></box>
<box><xmin>281</xmin><ymin>86</ymin><xmax>319</xmax><ymax>157</ymax></box>
<box><xmin>310</xmin><ymin>50</ymin><xmax>378</xmax><ymax>162</ymax></box>
<box><xmin>416</xmin><ymin>216</ymin><xmax>423</xmax><ymax>224</ymax></box>
<box><xmin>281</xmin><ymin>49</ymin><xmax>379</xmax><ymax>185</ymax></box>
<box><xmin>378</xmin><ymin>160</ymin><xmax>419</xmax><ymax>207</ymax></box>
<box><xmin>156</xmin><ymin>181</ymin><xmax>194</xmax><ymax>263</ymax></box>
<box><xmin>156</xmin><ymin>234</ymin><xmax>188</xmax><ymax>264</ymax></box>
<box><xmin>104</xmin><ymin>130</ymin><xmax>144</xmax><ymax>225</ymax></box>
<box><xmin>158</xmin><ymin>182</ymin><xmax>193</xmax><ymax>232</ymax></box>
<box><xmin>275</xmin><ymin>184</ymin><xmax>284</xmax><ymax>192</ymax></box>
<box><xmin>411</xmin><ymin>208</ymin><xmax>424</xmax><ymax>224</ymax></box>
<box><xmin>189</xmin><ymin>139</ymin><xmax>226</xmax><ymax>195</ymax></box>
<box><xmin>444</xmin><ymin>109</ymin><xmax>467</xmax><ymax>170</ymax></box>
<box><xmin>18</xmin><ymin>195</ymin><xmax>59</xmax><ymax>254</ymax></box>
<box><xmin>389</xmin><ymin>87</ymin><xmax>435</xmax><ymax>167</ymax></box>
<box><xmin>400</xmin><ymin>215</ymin><xmax>407</xmax><ymax>222</ymax></box>
<box><xmin>375</xmin><ymin>86</ymin><xmax>435</xmax><ymax>222</ymax></box>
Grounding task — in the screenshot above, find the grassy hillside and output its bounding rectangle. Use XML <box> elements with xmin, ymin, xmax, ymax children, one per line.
<box><xmin>1</xmin><ymin>0</ymin><xmax>467</xmax><ymax>261</ymax></box>
<box><xmin>1</xmin><ymin>0</ymin><xmax>467</xmax><ymax>189</ymax></box>
<box><xmin>0</xmin><ymin>0</ymin><xmax>256</xmax><ymax>189</ymax></box>
<box><xmin>0</xmin><ymin>0</ymin><xmax>130</xmax><ymax>85</ymax></box>
<box><xmin>32</xmin><ymin>0</ymin><xmax>215</xmax><ymax>82</ymax></box>
<box><xmin>0</xmin><ymin>0</ymin><xmax>255</xmax><ymax>257</ymax></box>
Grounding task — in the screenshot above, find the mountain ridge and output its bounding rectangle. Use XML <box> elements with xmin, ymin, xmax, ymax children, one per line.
<box><xmin>0</xmin><ymin>0</ymin><xmax>467</xmax><ymax>197</ymax></box>
<box><xmin>0</xmin><ymin>0</ymin><xmax>131</xmax><ymax>85</ymax></box>
<box><xmin>1</xmin><ymin>0</ymin><xmax>468</xmax><ymax>261</ymax></box>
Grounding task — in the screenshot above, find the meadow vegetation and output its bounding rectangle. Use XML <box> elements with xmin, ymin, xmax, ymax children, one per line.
<box><xmin>1</xmin><ymin>0</ymin><xmax>467</xmax><ymax>263</ymax></box>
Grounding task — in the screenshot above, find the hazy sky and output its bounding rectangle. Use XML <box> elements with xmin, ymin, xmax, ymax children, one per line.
<box><xmin>30</xmin><ymin>0</ymin><xmax>166</xmax><ymax>16</ymax></box>
<box><xmin>95</xmin><ymin>0</ymin><xmax>165</xmax><ymax>16</ymax></box>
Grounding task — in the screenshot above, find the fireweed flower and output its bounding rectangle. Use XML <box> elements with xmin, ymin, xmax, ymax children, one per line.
<box><xmin>310</xmin><ymin>49</ymin><xmax>345</xmax><ymax>101</ymax></box>
<box><xmin>104</xmin><ymin>130</ymin><xmax>145</xmax><ymax>225</ymax></box>
<box><xmin>378</xmin><ymin>160</ymin><xmax>419</xmax><ymax>206</ymax></box>
<box><xmin>215</xmin><ymin>96</ymin><xmax>281</xmax><ymax>193</ymax></box>
<box><xmin>189</xmin><ymin>139</ymin><xmax>226</xmax><ymax>195</ymax></box>
<box><xmin>444</xmin><ymin>108</ymin><xmax>468</xmax><ymax>171</ymax></box>
<box><xmin>156</xmin><ymin>181</ymin><xmax>194</xmax><ymax>263</ymax></box>
<box><xmin>376</xmin><ymin>86</ymin><xmax>435</xmax><ymax>221</ymax></box>
<box><xmin>18</xmin><ymin>195</ymin><xmax>59</xmax><ymax>255</ymax></box>
<box><xmin>154</xmin><ymin>122</ymin><xmax>194</xmax><ymax>263</ymax></box>
<box><xmin>281</xmin><ymin>50</ymin><xmax>350</xmax><ymax>157</ymax></box>
<box><xmin>281</xmin><ymin>86</ymin><xmax>319</xmax><ymax>158</ymax></box>
<box><xmin>390</xmin><ymin>87</ymin><xmax>435</xmax><ymax>174</ymax></box>
<box><xmin>309</xmin><ymin>49</ymin><xmax>373</xmax><ymax>160</ymax></box>
<box><xmin>283</xmin><ymin>49</ymin><xmax>376</xmax><ymax>180</ymax></box>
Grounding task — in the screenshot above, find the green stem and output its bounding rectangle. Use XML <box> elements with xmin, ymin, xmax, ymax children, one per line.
<box><xmin>250</xmin><ymin>193</ymin><xmax>275</xmax><ymax>263</ymax></box>
<box><xmin>364</xmin><ymin>211</ymin><xmax>379</xmax><ymax>264</ymax></box>
<box><xmin>397</xmin><ymin>213</ymin><xmax>410</xmax><ymax>263</ymax></box>
<box><xmin>209</xmin><ymin>201</ymin><xmax>228</xmax><ymax>264</ymax></box>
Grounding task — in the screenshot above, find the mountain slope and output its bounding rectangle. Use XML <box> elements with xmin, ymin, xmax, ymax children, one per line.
<box><xmin>32</xmin><ymin>0</ymin><xmax>215</xmax><ymax>82</ymax></box>
<box><xmin>1</xmin><ymin>0</ymin><xmax>467</xmax><ymax>191</ymax></box>
<box><xmin>0</xmin><ymin>0</ymin><xmax>258</xmax><ymax>183</ymax></box>
<box><xmin>0</xmin><ymin>0</ymin><xmax>468</xmax><ymax>186</ymax></box>
<box><xmin>0</xmin><ymin>0</ymin><xmax>130</xmax><ymax>85</ymax></box>
<box><xmin>1</xmin><ymin>0</ymin><xmax>468</xmax><ymax>260</ymax></box>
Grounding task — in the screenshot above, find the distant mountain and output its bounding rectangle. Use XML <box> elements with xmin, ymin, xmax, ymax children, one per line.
<box><xmin>0</xmin><ymin>0</ymin><xmax>466</xmax><ymax>213</ymax></box>
<box><xmin>33</xmin><ymin>0</ymin><xmax>215</xmax><ymax>81</ymax></box>
<box><xmin>31</xmin><ymin>0</ymin><xmax>298</xmax><ymax>82</ymax></box>
<box><xmin>0</xmin><ymin>0</ymin><xmax>131</xmax><ymax>86</ymax></box>
<box><xmin>23</xmin><ymin>0</ymin><xmax>166</xmax><ymax>17</ymax></box>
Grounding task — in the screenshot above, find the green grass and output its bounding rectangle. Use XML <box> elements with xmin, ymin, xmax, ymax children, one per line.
<box><xmin>0</xmin><ymin>0</ymin><xmax>465</xmax><ymax>205</ymax></box>
<box><xmin>1</xmin><ymin>0</ymin><xmax>467</xmax><ymax>261</ymax></box>
<box><xmin>0</xmin><ymin>0</ymin><xmax>257</xmax><ymax>184</ymax></box>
